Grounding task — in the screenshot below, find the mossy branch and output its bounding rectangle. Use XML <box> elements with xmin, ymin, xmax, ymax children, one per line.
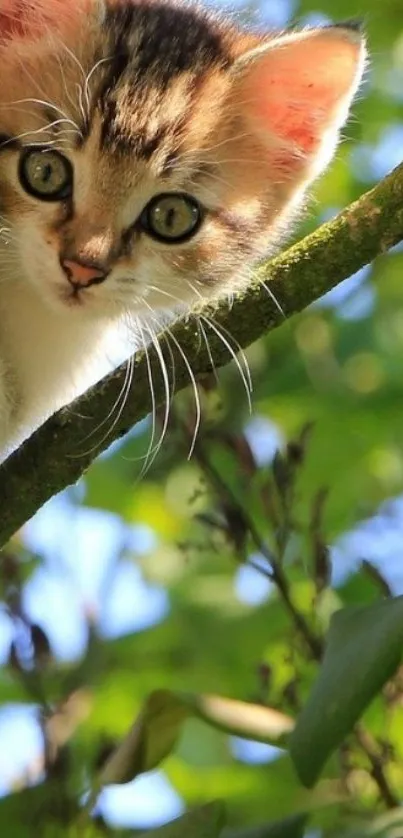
<box><xmin>1</xmin><ymin>161</ymin><xmax>403</xmax><ymax>547</ymax></box>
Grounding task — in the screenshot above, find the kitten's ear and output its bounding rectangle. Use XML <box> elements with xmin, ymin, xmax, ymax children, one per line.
<box><xmin>230</xmin><ymin>26</ymin><xmax>366</xmax><ymax>179</ymax></box>
<box><xmin>0</xmin><ymin>0</ymin><xmax>100</xmax><ymax>43</ymax></box>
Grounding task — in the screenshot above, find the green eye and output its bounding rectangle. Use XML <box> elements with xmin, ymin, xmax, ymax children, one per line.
<box><xmin>19</xmin><ymin>147</ymin><xmax>73</xmax><ymax>201</ymax></box>
<box><xmin>141</xmin><ymin>193</ymin><xmax>202</xmax><ymax>243</ymax></box>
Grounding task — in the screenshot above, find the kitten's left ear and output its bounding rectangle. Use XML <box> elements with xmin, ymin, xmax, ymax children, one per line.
<box><xmin>230</xmin><ymin>25</ymin><xmax>367</xmax><ymax>179</ymax></box>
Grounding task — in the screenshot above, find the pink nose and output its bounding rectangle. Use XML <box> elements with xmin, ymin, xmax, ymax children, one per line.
<box><xmin>61</xmin><ymin>258</ymin><xmax>107</xmax><ymax>287</ymax></box>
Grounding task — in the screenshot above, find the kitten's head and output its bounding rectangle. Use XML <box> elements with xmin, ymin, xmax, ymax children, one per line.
<box><xmin>0</xmin><ymin>0</ymin><xmax>366</xmax><ymax>321</ymax></box>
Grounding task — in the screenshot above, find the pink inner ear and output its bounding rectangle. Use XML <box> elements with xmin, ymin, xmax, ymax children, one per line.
<box><xmin>0</xmin><ymin>0</ymin><xmax>89</xmax><ymax>42</ymax></box>
<box><xmin>240</xmin><ymin>31</ymin><xmax>363</xmax><ymax>158</ymax></box>
<box><xmin>0</xmin><ymin>0</ymin><xmax>28</xmax><ymax>39</ymax></box>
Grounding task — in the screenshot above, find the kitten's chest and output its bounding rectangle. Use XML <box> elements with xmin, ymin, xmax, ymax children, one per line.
<box><xmin>0</xmin><ymin>282</ymin><xmax>125</xmax><ymax>450</ymax></box>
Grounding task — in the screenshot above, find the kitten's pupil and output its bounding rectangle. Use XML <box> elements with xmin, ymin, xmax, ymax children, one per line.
<box><xmin>42</xmin><ymin>164</ymin><xmax>53</xmax><ymax>184</ymax></box>
<box><xmin>143</xmin><ymin>194</ymin><xmax>202</xmax><ymax>243</ymax></box>
<box><xmin>165</xmin><ymin>208</ymin><xmax>175</xmax><ymax>230</ymax></box>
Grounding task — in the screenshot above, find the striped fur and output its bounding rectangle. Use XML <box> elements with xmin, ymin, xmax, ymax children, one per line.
<box><xmin>0</xmin><ymin>0</ymin><xmax>366</xmax><ymax>454</ymax></box>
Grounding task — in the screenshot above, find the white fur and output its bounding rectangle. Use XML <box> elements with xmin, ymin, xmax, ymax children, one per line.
<box><xmin>0</xmin><ymin>277</ymin><xmax>127</xmax><ymax>458</ymax></box>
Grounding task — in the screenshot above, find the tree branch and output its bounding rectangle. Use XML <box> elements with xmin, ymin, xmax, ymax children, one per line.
<box><xmin>1</xmin><ymin>161</ymin><xmax>403</xmax><ymax>547</ymax></box>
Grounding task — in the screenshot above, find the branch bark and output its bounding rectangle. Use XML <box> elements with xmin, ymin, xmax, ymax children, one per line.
<box><xmin>1</xmin><ymin>161</ymin><xmax>403</xmax><ymax>547</ymax></box>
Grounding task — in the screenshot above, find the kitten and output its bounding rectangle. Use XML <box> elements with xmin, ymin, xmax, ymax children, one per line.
<box><xmin>0</xmin><ymin>0</ymin><xmax>366</xmax><ymax>458</ymax></box>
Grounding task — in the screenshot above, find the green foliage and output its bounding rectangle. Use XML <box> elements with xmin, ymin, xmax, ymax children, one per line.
<box><xmin>290</xmin><ymin>598</ymin><xmax>403</xmax><ymax>786</ymax></box>
<box><xmin>97</xmin><ymin>690</ymin><xmax>294</xmax><ymax>789</ymax></box>
<box><xmin>2</xmin><ymin>0</ymin><xmax>403</xmax><ymax>835</ymax></box>
<box><xmin>225</xmin><ymin>813</ymin><xmax>308</xmax><ymax>838</ymax></box>
<box><xmin>138</xmin><ymin>802</ymin><xmax>225</xmax><ymax>838</ymax></box>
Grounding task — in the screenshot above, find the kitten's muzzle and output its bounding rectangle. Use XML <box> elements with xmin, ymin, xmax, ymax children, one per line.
<box><xmin>60</xmin><ymin>257</ymin><xmax>109</xmax><ymax>289</ymax></box>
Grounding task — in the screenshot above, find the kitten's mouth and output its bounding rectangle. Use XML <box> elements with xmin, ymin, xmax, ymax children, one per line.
<box><xmin>61</xmin><ymin>286</ymin><xmax>87</xmax><ymax>307</ymax></box>
<box><xmin>53</xmin><ymin>281</ymin><xmax>115</xmax><ymax>320</ymax></box>
<box><xmin>52</xmin><ymin>282</ymin><xmax>94</xmax><ymax>313</ymax></box>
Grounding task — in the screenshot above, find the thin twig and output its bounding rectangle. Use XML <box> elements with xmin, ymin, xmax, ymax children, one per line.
<box><xmin>269</xmin><ymin>562</ymin><xmax>324</xmax><ymax>660</ymax></box>
<box><xmin>192</xmin><ymin>441</ymin><xmax>324</xmax><ymax>659</ymax></box>
<box><xmin>355</xmin><ymin>725</ymin><xmax>399</xmax><ymax>809</ymax></box>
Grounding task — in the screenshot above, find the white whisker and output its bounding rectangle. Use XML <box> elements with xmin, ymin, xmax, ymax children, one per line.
<box><xmin>259</xmin><ymin>279</ymin><xmax>285</xmax><ymax>317</ymax></box>
<box><xmin>53</xmin><ymin>50</ymin><xmax>84</xmax><ymax>130</ymax></box>
<box><xmin>67</xmin><ymin>354</ymin><xmax>134</xmax><ymax>458</ymax></box>
<box><xmin>57</xmin><ymin>39</ymin><xmax>87</xmax><ymax>81</ymax></box>
<box><xmin>137</xmin><ymin>320</ymin><xmax>158</xmax><ymax>472</ymax></box>
<box><xmin>199</xmin><ymin>315</ymin><xmax>252</xmax><ymax>413</ymax></box>
<box><xmin>165</xmin><ymin>325</ymin><xmax>201</xmax><ymax>460</ymax></box>
<box><xmin>81</xmin><ymin>355</ymin><xmax>133</xmax><ymax>445</ymax></box>
<box><xmin>185</xmin><ymin>279</ymin><xmax>204</xmax><ymax>302</ymax></box>
<box><xmin>84</xmin><ymin>56</ymin><xmax>114</xmax><ymax>118</ymax></box>
<box><xmin>147</xmin><ymin>284</ymin><xmax>183</xmax><ymax>304</ymax></box>
<box><xmin>7</xmin><ymin>96</ymin><xmax>79</xmax><ymax>132</ymax></box>
<box><xmin>198</xmin><ymin>318</ymin><xmax>219</xmax><ymax>385</ymax></box>
<box><xmin>138</xmin><ymin>320</ymin><xmax>172</xmax><ymax>477</ymax></box>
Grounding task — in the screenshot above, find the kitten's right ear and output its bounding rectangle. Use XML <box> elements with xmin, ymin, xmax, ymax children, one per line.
<box><xmin>229</xmin><ymin>26</ymin><xmax>366</xmax><ymax>181</ymax></box>
<box><xmin>0</xmin><ymin>0</ymin><xmax>97</xmax><ymax>43</ymax></box>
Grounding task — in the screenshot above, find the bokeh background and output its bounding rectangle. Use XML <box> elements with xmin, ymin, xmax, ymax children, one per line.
<box><xmin>2</xmin><ymin>0</ymin><xmax>403</xmax><ymax>833</ymax></box>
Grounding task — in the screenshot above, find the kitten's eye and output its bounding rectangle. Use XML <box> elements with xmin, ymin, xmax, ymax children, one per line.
<box><xmin>19</xmin><ymin>147</ymin><xmax>72</xmax><ymax>201</ymax></box>
<box><xmin>140</xmin><ymin>193</ymin><xmax>202</xmax><ymax>243</ymax></box>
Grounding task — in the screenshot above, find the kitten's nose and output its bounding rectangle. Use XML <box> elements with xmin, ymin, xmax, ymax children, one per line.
<box><xmin>61</xmin><ymin>257</ymin><xmax>108</xmax><ymax>288</ymax></box>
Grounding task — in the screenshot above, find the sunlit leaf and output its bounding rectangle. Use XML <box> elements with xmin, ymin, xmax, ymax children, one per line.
<box><xmin>180</xmin><ymin>692</ymin><xmax>294</xmax><ymax>745</ymax></box>
<box><xmin>99</xmin><ymin>690</ymin><xmax>294</xmax><ymax>785</ymax></box>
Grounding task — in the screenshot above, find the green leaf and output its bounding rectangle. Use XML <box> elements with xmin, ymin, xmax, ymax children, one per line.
<box><xmin>138</xmin><ymin>801</ymin><xmax>226</xmax><ymax>838</ymax></box>
<box><xmin>99</xmin><ymin>690</ymin><xmax>294</xmax><ymax>785</ymax></box>
<box><xmin>338</xmin><ymin>807</ymin><xmax>403</xmax><ymax>837</ymax></box>
<box><xmin>224</xmin><ymin>813</ymin><xmax>308</xmax><ymax>838</ymax></box>
<box><xmin>99</xmin><ymin>689</ymin><xmax>189</xmax><ymax>785</ymax></box>
<box><xmin>0</xmin><ymin>783</ymin><xmax>81</xmax><ymax>837</ymax></box>
<box><xmin>290</xmin><ymin>597</ymin><xmax>403</xmax><ymax>787</ymax></box>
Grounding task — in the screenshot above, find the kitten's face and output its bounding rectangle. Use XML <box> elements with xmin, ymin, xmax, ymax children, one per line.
<box><xmin>0</xmin><ymin>0</ymin><xmax>366</xmax><ymax>321</ymax></box>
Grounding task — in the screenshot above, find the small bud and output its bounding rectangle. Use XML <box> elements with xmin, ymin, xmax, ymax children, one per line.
<box><xmin>286</xmin><ymin>441</ymin><xmax>304</xmax><ymax>466</ymax></box>
<box><xmin>95</xmin><ymin>738</ymin><xmax>118</xmax><ymax>772</ymax></box>
<box><xmin>223</xmin><ymin>432</ymin><xmax>257</xmax><ymax>477</ymax></box>
<box><xmin>257</xmin><ymin>662</ymin><xmax>272</xmax><ymax>692</ymax></box>
<box><xmin>314</xmin><ymin>542</ymin><xmax>331</xmax><ymax>592</ymax></box>
<box><xmin>222</xmin><ymin>502</ymin><xmax>248</xmax><ymax>555</ymax></box>
<box><xmin>1</xmin><ymin>553</ymin><xmax>19</xmax><ymax>584</ymax></box>
<box><xmin>362</xmin><ymin>560</ymin><xmax>392</xmax><ymax>598</ymax></box>
<box><xmin>272</xmin><ymin>451</ymin><xmax>291</xmax><ymax>495</ymax></box>
<box><xmin>8</xmin><ymin>640</ymin><xmax>21</xmax><ymax>673</ymax></box>
<box><xmin>283</xmin><ymin>678</ymin><xmax>300</xmax><ymax>710</ymax></box>
<box><xmin>31</xmin><ymin>624</ymin><xmax>52</xmax><ymax>669</ymax></box>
